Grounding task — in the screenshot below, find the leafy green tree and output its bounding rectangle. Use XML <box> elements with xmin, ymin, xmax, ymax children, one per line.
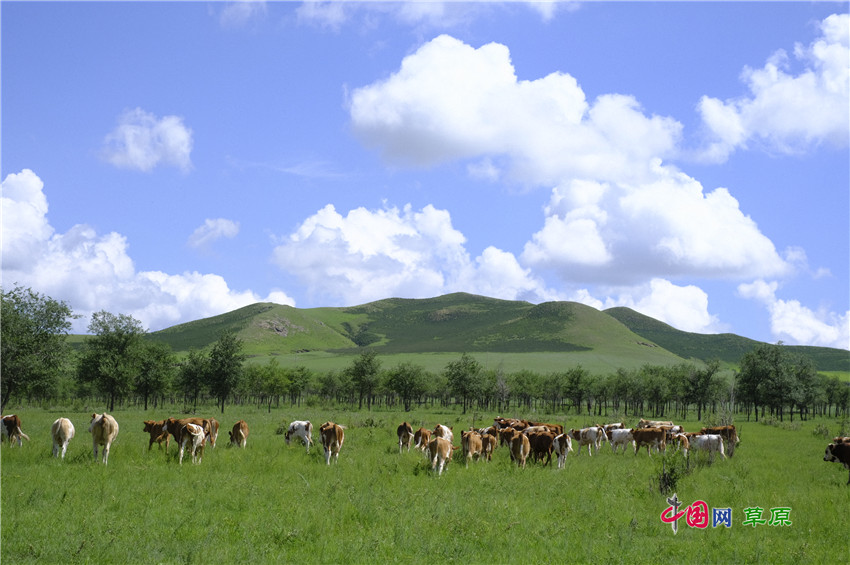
<box><xmin>738</xmin><ymin>343</ymin><xmax>807</xmax><ymax>421</ymax></box>
<box><xmin>685</xmin><ymin>360</ymin><xmax>720</xmax><ymax>421</ymax></box>
<box><xmin>385</xmin><ymin>361</ymin><xmax>427</xmax><ymax>411</ymax></box>
<box><xmin>287</xmin><ymin>365</ymin><xmax>312</xmax><ymax>406</ymax></box>
<box><xmin>77</xmin><ymin>311</ymin><xmax>146</xmax><ymax>411</ymax></box>
<box><xmin>207</xmin><ymin>330</ymin><xmax>246</xmax><ymax>414</ymax></box>
<box><xmin>508</xmin><ymin>369</ymin><xmax>539</xmax><ymax>411</ymax></box>
<box><xmin>564</xmin><ymin>366</ymin><xmax>589</xmax><ymax>415</ymax></box>
<box><xmin>135</xmin><ymin>340</ymin><xmax>175</xmax><ymax>410</ymax></box>
<box><xmin>1</xmin><ymin>286</ymin><xmax>76</xmax><ymax>412</ymax></box>
<box><xmin>179</xmin><ymin>348</ymin><xmax>209</xmax><ymax>410</ymax></box>
<box><xmin>445</xmin><ymin>353</ymin><xmax>483</xmax><ymax>414</ymax></box>
<box><xmin>347</xmin><ymin>349</ymin><xmax>381</xmax><ymax>410</ymax></box>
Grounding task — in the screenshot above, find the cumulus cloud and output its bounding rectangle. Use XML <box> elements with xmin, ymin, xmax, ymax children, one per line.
<box><xmin>1</xmin><ymin>170</ymin><xmax>292</xmax><ymax>333</ymax></box>
<box><xmin>738</xmin><ymin>280</ymin><xmax>849</xmax><ymax>349</ymax></box>
<box><xmin>271</xmin><ymin>202</ymin><xmax>555</xmax><ymax>305</ymax></box>
<box><xmin>697</xmin><ymin>13</ymin><xmax>849</xmax><ymax>162</ymax></box>
<box><xmin>101</xmin><ymin>108</ymin><xmax>194</xmax><ymax>172</ymax></box>
<box><xmin>188</xmin><ymin>218</ymin><xmax>241</xmax><ymax>249</ymax></box>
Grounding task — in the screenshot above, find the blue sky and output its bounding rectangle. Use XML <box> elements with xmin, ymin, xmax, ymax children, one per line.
<box><xmin>2</xmin><ymin>1</ymin><xmax>848</xmax><ymax>350</ymax></box>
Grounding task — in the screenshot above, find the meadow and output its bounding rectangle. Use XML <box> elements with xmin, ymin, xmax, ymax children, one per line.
<box><xmin>1</xmin><ymin>405</ymin><xmax>848</xmax><ymax>564</ymax></box>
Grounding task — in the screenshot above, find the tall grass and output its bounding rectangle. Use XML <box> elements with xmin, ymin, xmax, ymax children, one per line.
<box><xmin>2</xmin><ymin>406</ymin><xmax>848</xmax><ymax>564</ymax></box>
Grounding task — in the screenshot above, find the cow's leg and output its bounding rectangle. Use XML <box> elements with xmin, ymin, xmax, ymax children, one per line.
<box><xmin>61</xmin><ymin>440</ymin><xmax>68</xmax><ymax>459</ymax></box>
<box><xmin>103</xmin><ymin>442</ymin><xmax>110</xmax><ymax>465</ymax></box>
<box><xmin>93</xmin><ymin>442</ymin><xmax>99</xmax><ymax>462</ymax></box>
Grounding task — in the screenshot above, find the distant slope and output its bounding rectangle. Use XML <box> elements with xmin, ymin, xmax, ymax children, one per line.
<box><xmin>604</xmin><ymin>306</ymin><xmax>850</xmax><ymax>371</ymax></box>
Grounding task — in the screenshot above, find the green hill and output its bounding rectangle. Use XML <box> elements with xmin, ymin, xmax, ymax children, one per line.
<box><xmin>604</xmin><ymin>306</ymin><xmax>849</xmax><ymax>371</ymax></box>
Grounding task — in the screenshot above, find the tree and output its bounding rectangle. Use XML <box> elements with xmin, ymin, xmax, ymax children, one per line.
<box><xmin>385</xmin><ymin>362</ymin><xmax>427</xmax><ymax>411</ymax></box>
<box><xmin>77</xmin><ymin>311</ymin><xmax>146</xmax><ymax>412</ymax></box>
<box><xmin>445</xmin><ymin>353</ymin><xmax>483</xmax><ymax>414</ymax></box>
<box><xmin>287</xmin><ymin>365</ymin><xmax>312</xmax><ymax>406</ymax></box>
<box><xmin>1</xmin><ymin>286</ymin><xmax>76</xmax><ymax>412</ymax></box>
<box><xmin>738</xmin><ymin>343</ymin><xmax>802</xmax><ymax>421</ymax></box>
<box><xmin>347</xmin><ymin>349</ymin><xmax>381</xmax><ymax>410</ymax></box>
<box><xmin>685</xmin><ymin>360</ymin><xmax>720</xmax><ymax>421</ymax></box>
<box><xmin>135</xmin><ymin>340</ymin><xmax>175</xmax><ymax>410</ymax></box>
<box><xmin>179</xmin><ymin>348</ymin><xmax>209</xmax><ymax>411</ymax></box>
<box><xmin>207</xmin><ymin>330</ymin><xmax>246</xmax><ymax>414</ymax></box>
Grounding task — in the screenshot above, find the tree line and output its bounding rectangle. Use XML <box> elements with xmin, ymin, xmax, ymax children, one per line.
<box><xmin>3</xmin><ymin>285</ymin><xmax>849</xmax><ymax>421</ymax></box>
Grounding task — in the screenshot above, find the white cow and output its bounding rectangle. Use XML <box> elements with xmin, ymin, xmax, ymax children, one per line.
<box><xmin>688</xmin><ymin>434</ymin><xmax>726</xmax><ymax>461</ymax></box>
<box><xmin>284</xmin><ymin>420</ymin><xmax>314</xmax><ymax>453</ymax></box>
<box><xmin>609</xmin><ymin>429</ymin><xmax>635</xmax><ymax>454</ymax></box>
<box><xmin>180</xmin><ymin>423</ymin><xmax>206</xmax><ymax>465</ymax></box>
<box><xmin>51</xmin><ymin>417</ymin><xmax>75</xmax><ymax>459</ymax></box>
<box><xmin>89</xmin><ymin>413</ymin><xmax>119</xmax><ymax>465</ymax></box>
<box><xmin>568</xmin><ymin>426</ymin><xmax>608</xmax><ymax>456</ymax></box>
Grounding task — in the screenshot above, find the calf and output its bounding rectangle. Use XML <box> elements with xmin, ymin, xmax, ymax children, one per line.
<box><xmin>320</xmin><ymin>421</ymin><xmax>345</xmax><ymax>465</ymax></box>
<box><xmin>162</xmin><ymin>417</ymin><xmax>211</xmax><ymax>449</ymax></box>
<box><xmin>552</xmin><ymin>434</ymin><xmax>573</xmax><ymax>469</ymax></box>
<box><xmin>631</xmin><ymin>427</ymin><xmax>666</xmax><ymax>457</ymax></box>
<box><xmin>609</xmin><ymin>428</ymin><xmax>635</xmax><ymax>454</ymax></box>
<box><xmin>414</xmin><ymin>427</ymin><xmax>432</xmax><ymax>454</ymax></box>
<box><xmin>208</xmin><ymin>418</ymin><xmax>220</xmax><ymax>448</ymax></box>
<box><xmin>89</xmin><ymin>413</ymin><xmax>119</xmax><ymax>465</ymax></box>
<box><xmin>824</xmin><ymin>442</ymin><xmax>850</xmax><ymax>484</ymax></box>
<box><xmin>433</xmin><ymin>424</ymin><xmax>453</xmax><ymax>444</ymax></box>
<box><xmin>527</xmin><ymin>430</ymin><xmax>556</xmax><ymax>466</ymax></box>
<box><xmin>397</xmin><ymin>422</ymin><xmax>414</xmax><ymax>454</ymax></box>
<box><xmin>428</xmin><ymin>436</ymin><xmax>453</xmax><ymax>476</ymax></box>
<box><xmin>179</xmin><ymin>423</ymin><xmax>206</xmax><ymax>464</ymax></box>
<box><xmin>229</xmin><ymin>420</ymin><xmax>249</xmax><ymax>448</ymax></box>
<box><xmin>688</xmin><ymin>434</ymin><xmax>726</xmax><ymax>461</ymax></box>
<box><xmin>143</xmin><ymin>420</ymin><xmax>170</xmax><ymax>451</ymax></box>
<box><xmin>510</xmin><ymin>431</ymin><xmax>531</xmax><ymax>468</ymax></box>
<box><xmin>481</xmin><ymin>433</ymin><xmax>497</xmax><ymax>462</ymax></box>
<box><xmin>638</xmin><ymin>419</ymin><xmax>674</xmax><ymax>429</ymax></box>
<box><xmin>700</xmin><ymin>425</ymin><xmax>739</xmax><ymax>451</ymax></box>
<box><xmin>284</xmin><ymin>420</ymin><xmax>314</xmax><ymax>453</ymax></box>
<box><xmin>461</xmin><ymin>430</ymin><xmax>483</xmax><ymax>468</ymax></box>
<box><xmin>51</xmin><ymin>417</ymin><xmax>75</xmax><ymax>459</ymax></box>
<box><xmin>670</xmin><ymin>433</ymin><xmax>690</xmax><ymax>457</ymax></box>
<box><xmin>568</xmin><ymin>426</ymin><xmax>607</xmax><ymax>456</ymax></box>
<box><xmin>1</xmin><ymin>414</ymin><xmax>30</xmax><ymax>447</ymax></box>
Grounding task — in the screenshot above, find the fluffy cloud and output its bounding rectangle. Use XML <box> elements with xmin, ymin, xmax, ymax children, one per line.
<box><xmin>101</xmin><ymin>108</ymin><xmax>194</xmax><ymax>172</ymax></box>
<box><xmin>350</xmin><ymin>35</ymin><xmax>681</xmax><ymax>186</ymax></box>
<box><xmin>1</xmin><ymin>170</ymin><xmax>291</xmax><ymax>332</ymax></box>
<box><xmin>271</xmin><ymin>202</ymin><xmax>555</xmax><ymax>305</ymax></box>
<box><xmin>738</xmin><ymin>280</ymin><xmax>849</xmax><ymax>349</ymax></box>
<box><xmin>188</xmin><ymin>218</ymin><xmax>241</xmax><ymax>249</ymax></box>
<box><xmin>697</xmin><ymin>13</ymin><xmax>849</xmax><ymax>162</ymax></box>
<box><xmin>603</xmin><ymin>278</ymin><xmax>725</xmax><ymax>334</ymax></box>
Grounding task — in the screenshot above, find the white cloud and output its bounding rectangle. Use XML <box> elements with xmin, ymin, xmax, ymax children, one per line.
<box><xmin>738</xmin><ymin>280</ymin><xmax>850</xmax><ymax>349</ymax></box>
<box><xmin>219</xmin><ymin>1</ymin><xmax>267</xmax><ymax>29</ymax></box>
<box><xmin>188</xmin><ymin>218</ymin><xmax>241</xmax><ymax>249</ymax></box>
<box><xmin>101</xmin><ymin>108</ymin><xmax>193</xmax><ymax>172</ymax></box>
<box><xmin>603</xmin><ymin>278</ymin><xmax>725</xmax><ymax>334</ymax></box>
<box><xmin>697</xmin><ymin>13</ymin><xmax>849</xmax><ymax>162</ymax></box>
<box><xmin>271</xmin><ymin>202</ymin><xmax>555</xmax><ymax>305</ymax></box>
<box><xmin>1</xmin><ymin>170</ymin><xmax>292</xmax><ymax>333</ymax></box>
<box><xmin>296</xmin><ymin>1</ymin><xmax>348</xmax><ymax>31</ymax></box>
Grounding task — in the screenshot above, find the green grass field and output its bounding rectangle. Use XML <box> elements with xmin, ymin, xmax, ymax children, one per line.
<box><xmin>2</xmin><ymin>405</ymin><xmax>848</xmax><ymax>564</ymax></box>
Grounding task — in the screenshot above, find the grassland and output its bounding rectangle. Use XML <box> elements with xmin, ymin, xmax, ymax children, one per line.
<box><xmin>2</xmin><ymin>404</ymin><xmax>848</xmax><ymax>564</ymax></box>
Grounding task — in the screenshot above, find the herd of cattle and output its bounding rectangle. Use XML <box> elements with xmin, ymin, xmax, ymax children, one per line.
<box><xmin>2</xmin><ymin>413</ymin><xmax>849</xmax><ymax>482</ymax></box>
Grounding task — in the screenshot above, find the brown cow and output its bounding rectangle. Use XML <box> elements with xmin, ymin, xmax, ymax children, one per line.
<box><xmin>510</xmin><ymin>431</ymin><xmax>531</xmax><ymax>468</ymax></box>
<box><xmin>320</xmin><ymin>421</ymin><xmax>345</xmax><ymax>465</ymax></box>
<box><xmin>461</xmin><ymin>430</ymin><xmax>483</xmax><ymax>468</ymax></box>
<box><xmin>162</xmin><ymin>417</ymin><xmax>211</xmax><ymax>449</ymax></box>
<box><xmin>527</xmin><ymin>430</ymin><xmax>556</xmax><ymax>466</ymax></box>
<box><xmin>397</xmin><ymin>422</ymin><xmax>414</xmax><ymax>454</ymax></box>
<box><xmin>481</xmin><ymin>433</ymin><xmax>497</xmax><ymax>461</ymax></box>
<box><xmin>143</xmin><ymin>420</ymin><xmax>170</xmax><ymax>451</ymax></box>
<box><xmin>229</xmin><ymin>420</ymin><xmax>249</xmax><ymax>448</ymax></box>
<box><xmin>1</xmin><ymin>414</ymin><xmax>30</xmax><ymax>447</ymax></box>
<box><xmin>824</xmin><ymin>442</ymin><xmax>850</xmax><ymax>484</ymax></box>
<box><xmin>208</xmin><ymin>417</ymin><xmax>220</xmax><ymax>448</ymax></box>
<box><xmin>631</xmin><ymin>427</ymin><xmax>666</xmax><ymax>456</ymax></box>
<box><xmin>428</xmin><ymin>436</ymin><xmax>453</xmax><ymax>476</ymax></box>
<box><xmin>413</xmin><ymin>427</ymin><xmax>432</xmax><ymax>454</ymax></box>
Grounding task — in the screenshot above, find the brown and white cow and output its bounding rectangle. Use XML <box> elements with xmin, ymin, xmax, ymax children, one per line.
<box><xmin>481</xmin><ymin>433</ymin><xmax>497</xmax><ymax>462</ymax></box>
<box><xmin>700</xmin><ymin>425</ymin><xmax>739</xmax><ymax>445</ymax></box>
<box><xmin>229</xmin><ymin>420</ymin><xmax>249</xmax><ymax>448</ymax></box>
<box><xmin>285</xmin><ymin>420</ymin><xmax>313</xmax><ymax>453</ymax></box>
<box><xmin>527</xmin><ymin>421</ymin><xmax>565</xmax><ymax>436</ymax></box>
<box><xmin>433</xmin><ymin>424</ymin><xmax>453</xmax><ymax>444</ymax></box>
<box><xmin>51</xmin><ymin>417</ymin><xmax>75</xmax><ymax>459</ymax></box>
<box><xmin>320</xmin><ymin>421</ymin><xmax>345</xmax><ymax>465</ymax></box>
<box><xmin>414</xmin><ymin>427</ymin><xmax>432</xmax><ymax>454</ymax></box>
<box><xmin>552</xmin><ymin>434</ymin><xmax>573</xmax><ymax>469</ymax></box>
<box><xmin>397</xmin><ymin>422</ymin><xmax>414</xmax><ymax>454</ymax></box>
<box><xmin>568</xmin><ymin>426</ymin><xmax>607</xmax><ymax>456</ymax></box>
<box><xmin>208</xmin><ymin>417</ymin><xmax>220</xmax><ymax>448</ymax></box>
<box><xmin>824</xmin><ymin>442</ymin><xmax>850</xmax><ymax>484</ymax></box>
<box><xmin>89</xmin><ymin>413</ymin><xmax>119</xmax><ymax>465</ymax></box>
<box><xmin>428</xmin><ymin>436</ymin><xmax>453</xmax><ymax>476</ymax></box>
<box><xmin>527</xmin><ymin>430</ymin><xmax>556</xmax><ymax>466</ymax></box>
<box><xmin>179</xmin><ymin>423</ymin><xmax>206</xmax><ymax>464</ymax></box>
<box><xmin>162</xmin><ymin>417</ymin><xmax>211</xmax><ymax>450</ymax></box>
<box><xmin>461</xmin><ymin>430</ymin><xmax>483</xmax><ymax>468</ymax></box>
<box><xmin>670</xmin><ymin>433</ymin><xmax>690</xmax><ymax>457</ymax></box>
<box><xmin>1</xmin><ymin>414</ymin><xmax>30</xmax><ymax>447</ymax></box>
<box><xmin>510</xmin><ymin>431</ymin><xmax>531</xmax><ymax>468</ymax></box>
<box><xmin>143</xmin><ymin>420</ymin><xmax>170</xmax><ymax>451</ymax></box>
<box><xmin>832</xmin><ymin>437</ymin><xmax>850</xmax><ymax>444</ymax></box>
<box><xmin>638</xmin><ymin>419</ymin><xmax>674</xmax><ymax>429</ymax></box>
<box><xmin>631</xmin><ymin>427</ymin><xmax>666</xmax><ymax>457</ymax></box>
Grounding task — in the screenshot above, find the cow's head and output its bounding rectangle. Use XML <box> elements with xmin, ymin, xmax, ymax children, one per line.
<box><xmin>824</xmin><ymin>445</ymin><xmax>838</xmax><ymax>463</ymax></box>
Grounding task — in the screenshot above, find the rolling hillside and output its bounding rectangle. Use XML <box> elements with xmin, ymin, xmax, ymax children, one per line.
<box><xmin>142</xmin><ymin>293</ymin><xmax>848</xmax><ymax>372</ymax></box>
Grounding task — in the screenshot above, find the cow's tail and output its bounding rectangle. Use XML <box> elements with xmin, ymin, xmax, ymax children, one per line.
<box><xmin>17</xmin><ymin>427</ymin><xmax>30</xmax><ymax>441</ymax></box>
